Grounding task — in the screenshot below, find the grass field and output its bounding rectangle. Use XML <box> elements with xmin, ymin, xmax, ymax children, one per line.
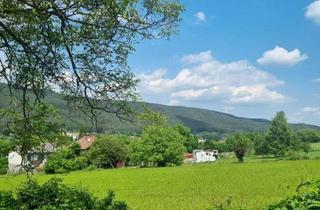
<box><xmin>0</xmin><ymin>159</ymin><xmax>320</xmax><ymax>210</ymax></box>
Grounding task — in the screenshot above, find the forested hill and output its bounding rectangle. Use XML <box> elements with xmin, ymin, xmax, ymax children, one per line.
<box><xmin>0</xmin><ymin>85</ymin><xmax>319</xmax><ymax>135</ymax></box>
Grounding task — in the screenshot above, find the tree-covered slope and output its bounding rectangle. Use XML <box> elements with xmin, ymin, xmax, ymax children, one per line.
<box><xmin>0</xmin><ymin>85</ymin><xmax>319</xmax><ymax>135</ymax></box>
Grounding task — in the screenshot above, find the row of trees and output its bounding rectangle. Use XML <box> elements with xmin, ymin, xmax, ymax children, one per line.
<box><xmin>44</xmin><ymin>111</ymin><xmax>198</xmax><ymax>173</ymax></box>
<box><xmin>2</xmin><ymin>110</ymin><xmax>319</xmax><ymax>173</ymax></box>
<box><xmin>14</xmin><ymin>110</ymin><xmax>320</xmax><ymax>174</ymax></box>
<box><xmin>203</xmin><ymin>111</ymin><xmax>319</xmax><ymax>162</ymax></box>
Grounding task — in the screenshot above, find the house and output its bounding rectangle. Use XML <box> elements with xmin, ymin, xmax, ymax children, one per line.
<box><xmin>193</xmin><ymin>150</ymin><xmax>218</xmax><ymax>163</ymax></box>
<box><xmin>77</xmin><ymin>135</ymin><xmax>96</xmax><ymax>150</ymax></box>
<box><xmin>8</xmin><ymin>143</ymin><xmax>55</xmax><ymax>173</ymax></box>
<box><xmin>65</xmin><ymin>132</ymin><xmax>80</xmax><ymax>141</ymax></box>
<box><xmin>184</xmin><ymin>150</ymin><xmax>219</xmax><ymax>163</ymax></box>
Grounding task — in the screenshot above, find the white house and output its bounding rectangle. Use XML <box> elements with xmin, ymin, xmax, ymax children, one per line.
<box><xmin>192</xmin><ymin>150</ymin><xmax>218</xmax><ymax>163</ymax></box>
<box><xmin>8</xmin><ymin>151</ymin><xmax>23</xmax><ymax>173</ymax></box>
<box><xmin>65</xmin><ymin>132</ymin><xmax>80</xmax><ymax>141</ymax></box>
<box><xmin>8</xmin><ymin>143</ymin><xmax>55</xmax><ymax>173</ymax></box>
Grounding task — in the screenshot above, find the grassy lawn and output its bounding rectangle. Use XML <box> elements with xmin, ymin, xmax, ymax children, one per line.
<box><xmin>1</xmin><ymin>159</ymin><xmax>320</xmax><ymax>210</ymax></box>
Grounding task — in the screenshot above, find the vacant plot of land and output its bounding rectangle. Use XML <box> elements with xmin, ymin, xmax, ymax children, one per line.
<box><xmin>1</xmin><ymin>159</ymin><xmax>320</xmax><ymax>210</ymax></box>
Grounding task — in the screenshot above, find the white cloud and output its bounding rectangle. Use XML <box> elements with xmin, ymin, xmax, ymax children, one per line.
<box><xmin>257</xmin><ymin>46</ymin><xmax>308</xmax><ymax>67</ymax></box>
<box><xmin>194</xmin><ymin>11</ymin><xmax>206</xmax><ymax>23</ymax></box>
<box><xmin>302</xmin><ymin>106</ymin><xmax>320</xmax><ymax>114</ymax></box>
<box><xmin>306</xmin><ymin>0</ymin><xmax>320</xmax><ymax>25</ymax></box>
<box><xmin>181</xmin><ymin>50</ymin><xmax>212</xmax><ymax>65</ymax></box>
<box><xmin>139</xmin><ymin>51</ymin><xmax>287</xmax><ymax>106</ymax></box>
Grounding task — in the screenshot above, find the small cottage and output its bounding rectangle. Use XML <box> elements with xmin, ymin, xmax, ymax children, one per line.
<box><xmin>8</xmin><ymin>143</ymin><xmax>55</xmax><ymax>173</ymax></box>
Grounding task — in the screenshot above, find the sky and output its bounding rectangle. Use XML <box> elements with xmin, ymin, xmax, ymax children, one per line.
<box><xmin>128</xmin><ymin>0</ymin><xmax>320</xmax><ymax>126</ymax></box>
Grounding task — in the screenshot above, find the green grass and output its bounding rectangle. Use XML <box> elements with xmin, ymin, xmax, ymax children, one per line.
<box><xmin>1</xmin><ymin>159</ymin><xmax>320</xmax><ymax>210</ymax></box>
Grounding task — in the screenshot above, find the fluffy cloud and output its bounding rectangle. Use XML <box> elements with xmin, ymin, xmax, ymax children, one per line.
<box><xmin>257</xmin><ymin>46</ymin><xmax>308</xmax><ymax>67</ymax></box>
<box><xmin>194</xmin><ymin>12</ymin><xmax>206</xmax><ymax>23</ymax></box>
<box><xmin>306</xmin><ymin>0</ymin><xmax>320</xmax><ymax>25</ymax></box>
<box><xmin>302</xmin><ymin>106</ymin><xmax>320</xmax><ymax>114</ymax></box>
<box><xmin>139</xmin><ymin>51</ymin><xmax>287</xmax><ymax>106</ymax></box>
<box><xmin>181</xmin><ymin>50</ymin><xmax>212</xmax><ymax>64</ymax></box>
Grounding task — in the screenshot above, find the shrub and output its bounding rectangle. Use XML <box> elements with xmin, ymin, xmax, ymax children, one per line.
<box><xmin>252</xmin><ymin>133</ymin><xmax>269</xmax><ymax>155</ymax></box>
<box><xmin>0</xmin><ymin>157</ymin><xmax>8</xmax><ymax>174</ymax></box>
<box><xmin>89</xmin><ymin>135</ymin><xmax>128</xmax><ymax>168</ymax></box>
<box><xmin>0</xmin><ymin>191</ymin><xmax>16</xmax><ymax>209</ymax></box>
<box><xmin>266</xmin><ymin>180</ymin><xmax>320</xmax><ymax>210</ymax></box>
<box><xmin>73</xmin><ymin>156</ymin><xmax>90</xmax><ymax>170</ymax></box>
<box><xmin>44</xmin><ymin>143</ymin><xmax>89</xmax><ymax>174</ymax></box>
<box><xmin>0</xmin><ymin>178</ymin><xmax>129</xmax><ymax>210</ymax></box>
<box><xmin>0</xmin><ymin>136</ymin><xmax>13</xmax><ymax>174</ymax></box>
<box><xmin>229</xmin><ymin>133</ymin><xmax>251</xmax><ymax>162</ymax></box>
<box><xmin>202</xmin><ymin>140</ymin><xmax>229</xmax><ymax>152</ymax></box>
<box><xmin>174</xmin><ymin>124</ymin><xmax>199</xmax><ymax>153</ymax></box>
<box><xmin>129</xmin><ymin>125</ymin><xmax>185</xmax><ymax>167</ymax></box>
<box><xmin>284</xmin><ymin>150</ymin><xmax>309</xmax><ymax>160</ymax></box>
<box><xmin>296</xmin><ymin>129</ymin><xmax>320</xmax><ymax>143</ymax></box>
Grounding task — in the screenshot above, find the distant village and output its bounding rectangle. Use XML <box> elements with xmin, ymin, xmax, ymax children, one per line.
<box><xmin>8</xmin><ymin>132</ymin><xmax>219</xmax><ymax>173</ymax></box>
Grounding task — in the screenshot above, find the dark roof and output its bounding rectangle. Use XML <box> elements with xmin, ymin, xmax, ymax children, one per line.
<box><xmin>28</xmin><ymin>143</ymin><xmax>55</xmax><ymax>154</ymax></box>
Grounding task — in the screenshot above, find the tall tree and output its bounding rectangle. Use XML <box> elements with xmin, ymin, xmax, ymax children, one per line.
<box><xmin>229</xmin><ymin>133</ymin><xmax>250</xmax><ymax>162</ymax></box>
<box><xmin>0</xmin><ymin>0</ymin><xmax>183</xmax><ymax>171</ymax></box>
<box><xmin>0</xmin><ymin>1</ymin><xmax>183</xmax><ymax>117</ymax></box>
<box><xmin>265</xmin><ymin>111</ymin><xmax>293</xmax><ymax>156</ymax></box>
<box><xmin>89</xmin><ymin>135</ymin><xmax>128</xmax><ymax>168</ymax></box>
<box><xmin>174</xmin><ymin>124</ymin><xmax>198</xmax><ymax>153</ymax></box>
<box><xmin>129</xmin><ymin>125</ymin><xmax>185</xmax><ymax>167</ymax></box>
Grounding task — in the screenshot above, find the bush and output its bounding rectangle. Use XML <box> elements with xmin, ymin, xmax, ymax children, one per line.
<box><xmin>89</xmin><ymin>135</ymin><xmax>128</xmax><ymax>168</ymax></box>
<box><xmin>202</xmin><ymin>140</ymin><xmax>229</xmax><ymax>152</ymax></box>
<box><xmin>228</xmin><ymin>133</ymin><xmax>251</xmax><ymax>162</ymax></box>
<box><xmin>0</xmin><ymin>157</ymin><xmax>8</xmax><ymax>174</ymax></box>
<box><xmin>266</xmin><ymin>180</ymin><xmax>320</xmax><ymax>210</ymax></box>
<box><xmin>296</xmin><ymin>129</ymin><xmax>320</xmax><ymax>143</ymax></box>
<box><xmin>284</xmin><ymin>150</ymin><xmax>309</xmax><ymax>160</ymax></box>
<box><xmin>0</xmin><ymin>178</ymin><xmax>129</xmax><ymax>210</ymax></box>
<box><xmin>129</xmin><ymin>125</ymin><xmax>185</xmax><ymax>167</ymax></box>
<box><xmin>44</xmin><ymin>143</ymin><xmax>89</xmax><ymax>174</ymax></box>
<box><xmin>252</xmin><ymin>133</ymin><xmax>269</xmax><ymax>155</ymax></box>
<box><xmin>0</xmin><ymin>136</ymin><xmax>13</xmax><ymax>174</ymax></box>
<box><xmin>174</xmin><ymin>124</ymin><xmax>199</xmax><ymax>153</ymax></box>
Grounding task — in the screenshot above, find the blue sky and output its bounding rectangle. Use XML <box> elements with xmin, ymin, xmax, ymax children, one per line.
<box><xmin>128</xmin><ymin>0</ymin><xmax>320</xmax><ymax>126</ymax></box>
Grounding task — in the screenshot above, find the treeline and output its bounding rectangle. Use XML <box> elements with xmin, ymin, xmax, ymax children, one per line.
<box><xmin>201</xmin><ymin>111</ymin><xmax>320</xmax><ymax>161</ymax></box>
<box><xmin>0</xmin><ymin>109</ymin><xmax>199</xmax><ymax>174</ymax></box>
<box><xmin>36</xmin><ymin>110</ymin><xmax>199</xmax><ymax>174</ymax></box>
<box><xmin>1</xmin><ymin>111</ymin><xmax>319</xmax><ymax>174</ymax></box>
<box><xmin>44</xmin><ymin>111</ymin><xmax>320</xmax><ymax>174</ymax></box>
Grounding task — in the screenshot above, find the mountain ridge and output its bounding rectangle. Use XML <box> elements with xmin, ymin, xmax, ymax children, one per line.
<box><xmin>0</xmin><ymin>85</ymin><xmax>319</xmax><ymax>135</ymax></box>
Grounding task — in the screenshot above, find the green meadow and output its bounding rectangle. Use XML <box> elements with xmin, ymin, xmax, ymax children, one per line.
<box><xmin>1</xmin><ymin>159</ymin><xmax>320</xmax><ymax>210</ymax></box>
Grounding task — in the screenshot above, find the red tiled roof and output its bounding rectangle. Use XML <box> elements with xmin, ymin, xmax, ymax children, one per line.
<box><xmin>77</xmin><ymin>136</ymin><xmax>96</xmax><ymax>150</ymax></box>
<box><xmin>184</xmin><ymin>153</ymin><xmax>193</xmax><ymax>159</ymax></box>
